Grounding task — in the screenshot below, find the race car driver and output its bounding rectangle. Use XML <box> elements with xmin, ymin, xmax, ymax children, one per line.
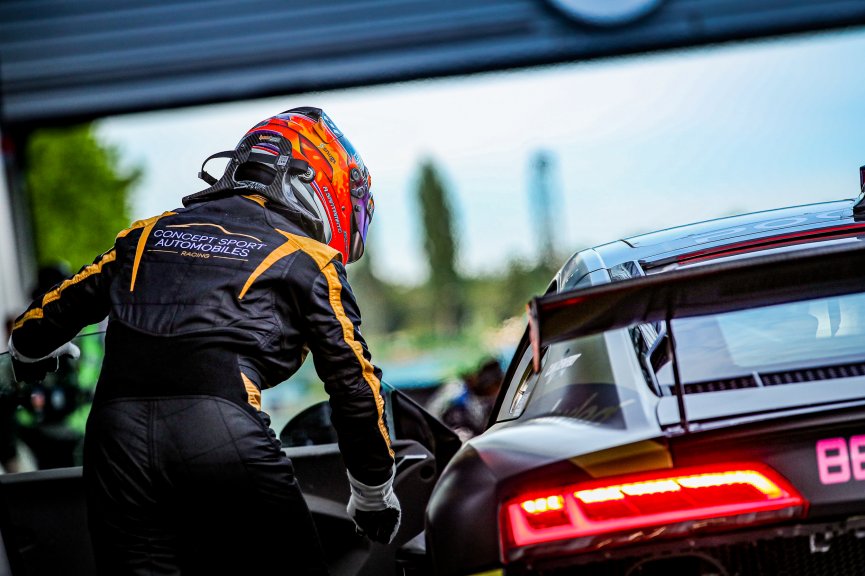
<box><xmin>7</xmin><ymin>107</ymin><xmax>399</xmax><ymax>575</ymax></box>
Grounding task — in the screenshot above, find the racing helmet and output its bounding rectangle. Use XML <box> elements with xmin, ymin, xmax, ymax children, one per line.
<box><xmin>186</xmin><ymin>107</ymin><xmax>374</xmax><ymax>263</ymax></box>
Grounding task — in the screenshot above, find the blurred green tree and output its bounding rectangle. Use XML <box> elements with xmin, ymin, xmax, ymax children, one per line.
<box><xmin>26</xmin><ymin>124</ymin><xmax>141</xmax><ymax>270</ymax></box>
<box><xmin>348</xmin><ymin>247</ymin><xmax>407</xmax><ymax>336</ymax></box>
<box><xmin>416</xmin><ymin>160</ymin><xmax>463</xmax><ymax>334</ymax></box>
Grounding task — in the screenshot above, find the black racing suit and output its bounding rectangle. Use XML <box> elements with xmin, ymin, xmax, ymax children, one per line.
<box><xmin>10</xmin><ymin>193</ymin><xmax>395</xmax><ymax>575</ymax></box>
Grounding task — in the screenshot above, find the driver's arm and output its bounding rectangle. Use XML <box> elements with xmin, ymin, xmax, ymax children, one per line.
<box><xmin>10</xmin><ymin>247</ymin><xmax>116</xmax><ymax>360</ymax></box>
<box><xmin>286</xmin><ymin>246</ymin><xmax>394</xmax><ymax>486</ymax></box>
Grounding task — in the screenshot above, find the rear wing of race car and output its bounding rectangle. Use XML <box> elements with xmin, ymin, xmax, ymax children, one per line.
<box><xmin>527</xmin><ymin>242</ymin><xmax>865</xmax><ymax>428</ymax></box>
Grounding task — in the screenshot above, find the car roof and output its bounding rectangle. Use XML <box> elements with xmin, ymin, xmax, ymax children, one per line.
<box><xmin>625</xmin><ymin>199</ymin><xmax>854</xmax><ymax>260</ymax></box>
<box><xmin>555</xmin><ymin>198</ymin><xmax>864</xmax><ymax>292</ymax></box>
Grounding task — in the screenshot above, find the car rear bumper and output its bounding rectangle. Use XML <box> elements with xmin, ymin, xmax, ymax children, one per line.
<box><xmin>504</xmin><ymin>518</ymin><xmax>865</xmax><ymax>576</ymax></box>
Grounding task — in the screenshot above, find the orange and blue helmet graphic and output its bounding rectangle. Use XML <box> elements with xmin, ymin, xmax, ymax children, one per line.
<box><xmin>244</xmin><ymin>107</ymin><xmax>374</xmax><ymax>263</ymax></box>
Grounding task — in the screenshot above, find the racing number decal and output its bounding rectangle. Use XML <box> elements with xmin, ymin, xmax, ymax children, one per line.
<box><xmin>816</xmin><ymin>435</ymin><xmax>865</xmax><ymax>485</ymax></box>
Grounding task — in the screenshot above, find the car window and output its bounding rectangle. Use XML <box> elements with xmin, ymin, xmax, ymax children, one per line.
<box><xmin>609</xmin><ymin>261</ymin><xmax>643</xmax><ymax>283</ymax></box>
<box><xmin>495</xmin><ymin>346</ymin><xmax>546</xmax><ymax>422</ymax></box>
<box><xmin>496</xmin><ymin>347</ymin><xmax>532</xmax><ymax>422</ymax></box>
<box><xmin>517</xmin><ymin>335</ymin><xmax>628</xmax><ymax>428</ymax></box>
<box><xmin>655</xmin><ymin>292</ymin><xmax>865</xmax><ymax>387</ymax></box>
<box><xmin>628</xmin><ymin>321</ymin><xmax>665</xmax><ymax>395</ymax></box>
<box><xmin>508</xmin><ymin>354</ymin><xmax>544</xmax><ymax>419</ymax></box>
<box><xmin>491</xmin><ymin>335</ymin><xmax>636</xmax><ymax>429</ymax></box>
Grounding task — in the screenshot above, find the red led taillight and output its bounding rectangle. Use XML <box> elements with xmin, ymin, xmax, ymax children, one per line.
<box><xmin>503</xmin><ymin>463</ymin><xmax>806</xmax><ymax>559</ymax></box>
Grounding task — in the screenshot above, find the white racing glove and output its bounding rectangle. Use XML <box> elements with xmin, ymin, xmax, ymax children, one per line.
<box><xmin>7</xmin><ymin>336</ymin><xmax>80</xmax><ymax>383</ymax></box>
<box><xmin>346</xmin><ymin>467</ymin><xmax>401</xmax><ymax>544</ymax></box>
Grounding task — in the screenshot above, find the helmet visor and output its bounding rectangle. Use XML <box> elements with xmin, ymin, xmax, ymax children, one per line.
<box><xmin>349</xmin><ymin>191</ymin><xmax>373</xmax><ymax>263</ymax></box>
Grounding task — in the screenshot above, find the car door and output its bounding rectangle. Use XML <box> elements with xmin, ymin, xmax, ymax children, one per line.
<box><xmin>279</xmin><ymin>381</ymin><xmax>462</xmax><ymax>576</ymax></box>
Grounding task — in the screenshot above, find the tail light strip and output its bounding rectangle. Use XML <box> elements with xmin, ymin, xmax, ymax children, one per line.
<box><xmin>505</xmin><ymin>463</ymin><xmax>806</xmax><ymax>551</ymax></box>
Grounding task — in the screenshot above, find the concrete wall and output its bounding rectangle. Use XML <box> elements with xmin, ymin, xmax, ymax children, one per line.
<box><xmin>0</xmin><ymin>132</ymin><xmax>25</xmax><ymax>351</ymax></box>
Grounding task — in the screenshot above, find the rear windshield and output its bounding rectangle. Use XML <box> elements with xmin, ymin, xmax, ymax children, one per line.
<box><xmin>656</xmin><ymin>292</ymin><xmax>865</xmax><ymax>386</ymax></box>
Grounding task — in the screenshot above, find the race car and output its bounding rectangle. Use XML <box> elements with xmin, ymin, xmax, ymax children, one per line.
<box><xmin>426</xmin><ymin>168</ymin><xmax>865</xmax><ymax>575</ymax></box>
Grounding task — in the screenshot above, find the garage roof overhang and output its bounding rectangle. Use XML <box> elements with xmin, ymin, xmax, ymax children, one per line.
<box><xmin>2</xmin><ymin>0</ymin><xmax>865</xmax><ymax>129</ymax></box>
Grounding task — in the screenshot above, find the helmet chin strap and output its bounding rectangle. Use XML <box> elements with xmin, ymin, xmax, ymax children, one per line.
<box><xmin>197</xmin><ymin>151</ymin><xmax>236</xmax><ymax>186</ymax></box>
<box><xmin>183</xmin><ymin>133</ymin><xmax>326</xmax><ymax>241</ymax></box>
<box><xmin>184</xmin><ymin>134</ymin><xmax>310</xmax><ymax>205</ymax></box>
